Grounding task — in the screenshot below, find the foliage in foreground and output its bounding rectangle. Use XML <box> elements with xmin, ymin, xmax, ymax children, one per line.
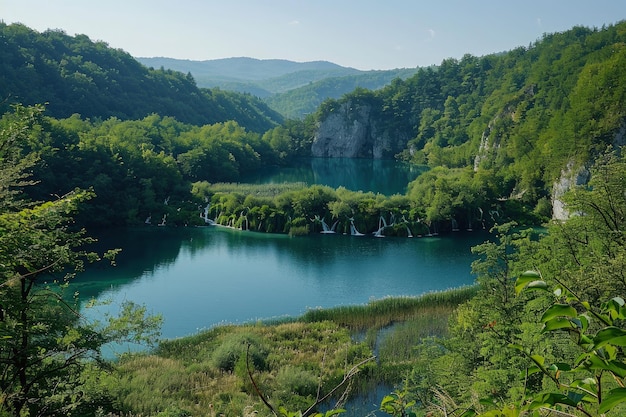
<box><xmin>379</xmin><ymin>148</ymin><xmax>626</xmax><ymax>417</ymax></box>
<box><xmin>0</xmin><ymin>105</ymin><xmax>162</xmax><ymax>417</ymax></box>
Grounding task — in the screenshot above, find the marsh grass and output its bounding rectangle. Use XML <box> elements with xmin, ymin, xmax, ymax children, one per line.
<box><xmin>200</xmin><ymin>181</ymin><xmax>308</xmax><ymax>197</ymax></box>
<box><xmin>104</xmin><ymin>288</ymin><xmax>478</xmax><ymax>416</ymax></box>
<box><xmin>109</xmin><ymin>321</ymin><xmax>373</xmax><ymax>416</ymax></box>
<box><xmin>300</xmin><ymin>286</ymin><xmax>478</xmax><ymax>332</ymax></box>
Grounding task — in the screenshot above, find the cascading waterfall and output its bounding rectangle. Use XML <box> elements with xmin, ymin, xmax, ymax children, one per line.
<box><xmin>320</xmin><ymin>217</ymin><xmax>337</xmax><ymax>234</ymax></box>
<box><xmin>201</xmin><ymin>203</ymin><xmax>216</xmax><ymax>225</ymax></box>
<box><xmin>374</xmin><ymin>215</ymin><xmax>387</xmax><ymax>238</ymax></box>
<box><xmin>349</xmin><ymin>217</ymin><xmax>365</xmax><ymax>236</ymax></box>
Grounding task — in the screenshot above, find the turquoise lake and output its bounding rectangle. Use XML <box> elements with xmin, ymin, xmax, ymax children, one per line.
<box><xmin>73</xmin><ymin>158</ymin><xmax>486</xmax><ymax>351</ymax></box>
<box><xmin>75</xmin><ymin>226</ymin><xmax>487</xmax><ymax>343</ymax></box>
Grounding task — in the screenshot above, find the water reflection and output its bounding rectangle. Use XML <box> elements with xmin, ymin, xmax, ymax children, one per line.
<box><xmin>241</xmin><ymin>157</ymin><xmax>427</xmax><ymax>195</ymax></box>
<box><xmin>75</xmin><ymin>226</ymin><xmax>488</xmax><ymax>340</ymax></box>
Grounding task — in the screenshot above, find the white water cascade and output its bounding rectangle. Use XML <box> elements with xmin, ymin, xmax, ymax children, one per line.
<box><xmin>320</xmin><ymin>217</ymin><xmax>338</xmax><ymax>234</ymax></box>
<box><xmin>373</xmin><ymin>215</ymin><xmax>387</xmax><ymax>238</ymax></box>
<box><xmin>402</xmin><ymin>216</ymin><xmax>413</xmax><ymax>238</ymax></box>
<box><xmin>201</xmin><ymin>204</ymin><xmax>216</xmax><ymax>225</ymax></box>
<box><xmin>349</xmin><ymin>217</ymin><xmax>365</xmax><ymax>236</ymax></box>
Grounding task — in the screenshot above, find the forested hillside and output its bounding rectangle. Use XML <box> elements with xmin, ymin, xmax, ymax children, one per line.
<box><xmin>0</xmin><ymin>23</ymin><xmax>283</xmax><ymax>132</ymax></box>
<box><xmin>136</xmin><ymin>56</ymin><xmax>362</xmax><ymax>94</ymax></box>
<box><xmin>140</xmin><ymin>56</ymin><xmax>418</xmax><ymax>118</ymax></box>
<box><xmin>265</xmin><ymin>68</ymin><xmax>418</xmax><ymax>118</ymax></box>
<box><xmin>312</xmin><ymin>22</ymin><xmax>626</xmax><ymax>223</ymax></box>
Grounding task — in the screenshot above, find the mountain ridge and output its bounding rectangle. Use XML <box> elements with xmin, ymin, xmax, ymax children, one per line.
<box><xmin>136</xmin><ymin>56</ymin><xmax>419</xmax><ymax>117</ymax></box>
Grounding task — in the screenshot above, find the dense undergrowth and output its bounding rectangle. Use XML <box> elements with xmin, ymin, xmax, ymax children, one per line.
<box><xmin>97</xmin><ymin>288</ymin><xmax>476</xmax><ymax>417</ymax></box>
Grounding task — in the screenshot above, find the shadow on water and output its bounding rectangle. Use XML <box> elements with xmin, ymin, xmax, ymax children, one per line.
<box><xmin>73</xmin><ymin>226</ymin><xmax>202</xmax><ymax>299</ymax></box>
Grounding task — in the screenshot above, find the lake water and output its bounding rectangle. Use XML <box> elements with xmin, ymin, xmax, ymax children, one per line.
<box><xmin>75</xmin><ymin>226</ymin><xmax>487</xmax><ymax>341</ymax></box>
<box><xmin>241</xmin><ymin>157</ymin><xmax>426</xmax><ymax>195</ymax></box>
<box><xmin>72</xmin><ymin>158</ymin><xmax>484</xmax><ymax>416</ymax></box>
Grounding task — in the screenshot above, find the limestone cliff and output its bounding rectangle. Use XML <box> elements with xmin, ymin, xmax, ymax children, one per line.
<box><xmin>551</xmin><ymin>161</ymin><xmax>590</xmax><ymax>220</ymax></box>
<box><xmin>311</xmin><ymin>101</ymin><xmax>408</xmax><ymax>158</ymax></box>
<box><xmin>552</xmin><ymin>123</ymin><xmax>626</xmax><ymax>220</ymax></box>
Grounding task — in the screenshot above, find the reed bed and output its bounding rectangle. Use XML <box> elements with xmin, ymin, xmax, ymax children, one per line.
<box><xmin>202</xmin><ymin>181</ymin><xmax>308</xmax><ymax>197</ymax></box>
<box><xmin>300</xmin><ymin>285</ymin><xmax>478</xmax><ymax>332</ymax></box>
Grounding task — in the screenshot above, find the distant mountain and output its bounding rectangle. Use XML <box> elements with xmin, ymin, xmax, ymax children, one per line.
<box><xmin>136</xmin><ymin>57</ymin><xmax>362</xmax><ymax>93</ymax></box>
<box><xmin>266</xmin><ymin>68</ymin><xmax>419</xmax><ymax>119</ymax></box>
<box><xmin>137</xmin><ymin>57</ymin><xmax>419</xmax><ymax>118</ymax></box>
<box><xmin>0</xmin><ymin>23</ymin><xmax>283</xmax><ymax>132</ymax></box>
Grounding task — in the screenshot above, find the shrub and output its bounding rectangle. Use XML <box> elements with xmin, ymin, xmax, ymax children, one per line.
<box><xmin>275</xmin><ymin>366</ymin><xmax>319</xmax><ymax>397</ymax></box>
<box><xmin>211</xmin><ymin>331</ymin><xmax>267</xmax><ymax>373</ymax></box>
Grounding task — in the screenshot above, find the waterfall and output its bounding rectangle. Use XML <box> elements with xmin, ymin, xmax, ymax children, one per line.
<box><xmin>201</xmin><ymin>203</ymin><xmax>216</xmax><ymax>225</ymax></box>
<box><xmin>158</xmin><ymin>214</ymin><xmax>167</xmax><ymax>226</ymax></box>
<box><xmin>320</xmin><ymin>217</ymin><xmax>337</xmax><ymax>234</ymax></box>
<box><xmin>373</xmin><ymin>216</ymin><xmax>386</xmax><ymax>238</ymax></box>
<box><xmin>451</xmin><ymin>218</ymin><xmax>459</xmax><ymax>232</ymax></box>
<box><xmin>349</xmin><ymin>218</ymin><xmax>365</xmax><ymax>236</ymax></box>
<box><xmin>145</xmin><ymin>215</ymin><xmax>151</xmax><ymax>225</ymax></box>
<box><xmin>400</xmin><ymin>216</ymin><xmax>413</xmax><ymax>238</ymax></box>
<box><xmin>239</xmin><ymin>210</ymin><xmax>249</xmax><ymax>230</ymax></box>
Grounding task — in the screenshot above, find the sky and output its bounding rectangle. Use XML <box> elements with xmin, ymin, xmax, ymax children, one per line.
<box><xmin>2</xmin><ymin>0</ymin><xmax>625</xmax><ymax>70</ymax></box>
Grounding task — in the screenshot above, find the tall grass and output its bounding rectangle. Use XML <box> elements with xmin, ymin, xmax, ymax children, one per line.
<box><xmin>300</xmin><ymin>285</ymin><xmax>478</xmax><ymax>332</ymax></box>
<box><xmin>103</xmin><ymin>287</ymin><xmax>479</xmax><ymax>416</ymax></box>
<box><xmin>200</xmin><ymin>181</ymin><xmax>308</xmax><ymax>197</ymax></box>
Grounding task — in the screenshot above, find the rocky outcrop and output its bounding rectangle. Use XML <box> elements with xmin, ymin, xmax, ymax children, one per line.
<box><xmin>551</xmin><ymin>123</ymin><xmax>625</xmax><ymax>220</ymax></box>
<box><xmin>551</xmin><ymin>160</ymin><xmax>590</xmax><ymax>220</ymax></box>
<box><xmin>311</xmin><ymin>101</ymin><xmax>407</xmax><ymax>158</ymax></box>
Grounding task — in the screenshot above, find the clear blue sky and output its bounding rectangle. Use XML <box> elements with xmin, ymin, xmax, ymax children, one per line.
<box><xmin>2</xmin><ymin>0</ymin><xmax>625</xmax><ymax>70</ymax></box>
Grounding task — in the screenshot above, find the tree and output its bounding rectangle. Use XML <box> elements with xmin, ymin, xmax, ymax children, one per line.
<box><xmin>0</xmin><ymin>105</ymin><xmax>161</xmax><ymax>416</ymax></box>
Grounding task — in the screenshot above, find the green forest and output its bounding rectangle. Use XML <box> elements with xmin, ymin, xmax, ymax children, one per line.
<box><xmin>1</xmin><ymin>19</ymin><xmax>626</xmax><ymax>417</ymax></box>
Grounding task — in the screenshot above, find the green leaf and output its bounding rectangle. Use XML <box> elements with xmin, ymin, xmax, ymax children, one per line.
<box><xmin>612</xmin><ymin>296</ymin><xmax>625</xmax><ymax>306</ymax></box>
<box><xmin>530</xmin><ymin>355</ymin><xmax>545</xmax><ymax>366</ymax></box>
<box><xmin>593</xmin><ymin>326</ymin><xmax>626</xmax><ymax>348</ymax></box>
<box><xmin>579</xmin><ymin>334</ymin><xmax>593</xmax><ymax>346</ymax></box>
<box><xmin>542</xmin><ymin>317</ymin><xmax>575</xmax><ymax>332</ymax></box>
<box><xmin>599</xmin><ymin>388</ymin><xmax>626</xmax><ymax>413</ymax></box>
<box><xmin>552</xmin><ymin>362</ymin><xmax>572</xmax><ymax>371</ymax></box>
<box><xmin>540</xmin><ymin>304</ymin><xmax>578</xmax><ymax>323</ymax></box>
<box><xmin>508</xmin><ymin>343</ymin><xmax>525</xmax><ymax>352</ymax></box>
<box><xmin>606</xmin><ymin>360</ymin><xmax>626</xmax><ymax>378</ymax></box>
<box><xmin>570</xmin><ymin>377</ymin><xmax>597</xmax><ymax>390</ymax></box>
<box><xmin>528</xmin><ymin>392</ymin><xmax>580</xmax><ymax>410</ymax></box>
<box><xmin>524</xmin><ymin>366</ymin><xmax>541</xmax><ymax>376</ymax></box>
<box><xmin>515</xmin><ymin>271</ymin><xmax>542</xmax><ymax>295</ymax></box>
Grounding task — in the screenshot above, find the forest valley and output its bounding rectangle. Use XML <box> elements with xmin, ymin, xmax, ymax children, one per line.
<box><xmin>1</xmin><ymin>19</ymin><xmax>626</xmax><ymax>417</ymax></box>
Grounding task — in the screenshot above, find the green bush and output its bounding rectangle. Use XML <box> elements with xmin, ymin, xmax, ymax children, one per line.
<box><xmin>156</xmin><ymin>406</ymin><xmax>193</xmax><ymax>417</ymax></box>
<box><xmin>211</xmin><ymin>331</ymin><xmax>268</xmax><ymax>373</ymax></box>
<box><xmin>275</xmin><ymin>366</ymin><xmax>319</xmax><ymax>397</ymax></box>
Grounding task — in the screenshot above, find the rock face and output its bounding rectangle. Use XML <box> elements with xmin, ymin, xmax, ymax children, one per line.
<box><xmin>311</xmin><ymin>101</ymin><xmax>407</xmax><ymax>158</ymax></box>
<box><xmin>551</xmin><ymin>124</ymin><xmax>625</xmax><ymax>220</ymax></box>
<box><xmin>551</xmin><ymin>160</ymin><xmax>590</xmax><ymax>220</ymax></box>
